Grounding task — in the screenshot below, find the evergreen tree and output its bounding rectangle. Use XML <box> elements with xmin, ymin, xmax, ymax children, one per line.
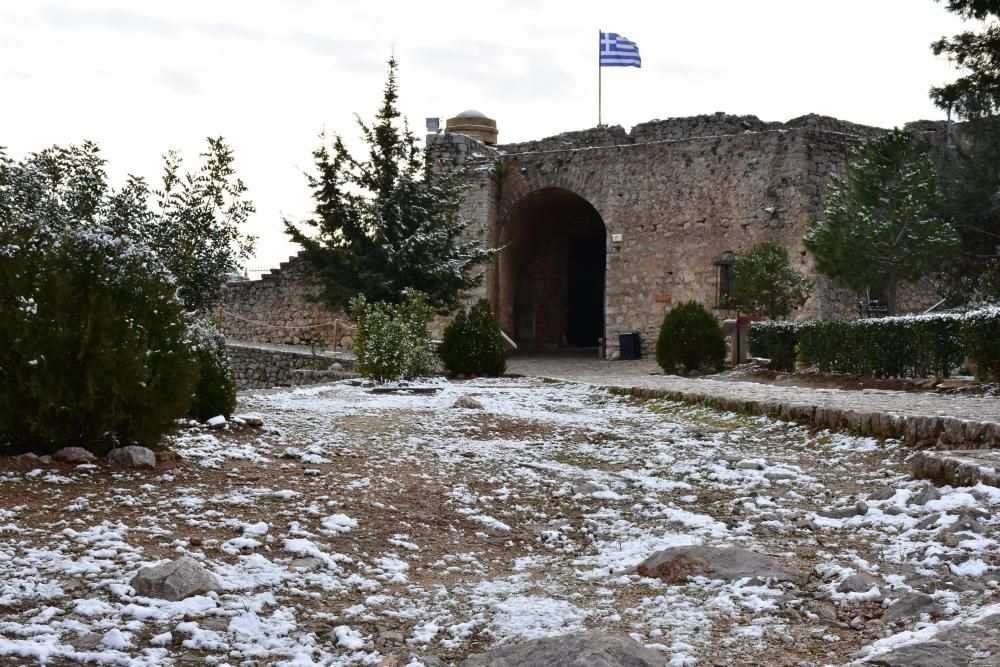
<box><xmin>0</xmin><ymin>139</ymin><xmax>255</xmax><ymax>313</ymax></box>
<box><xmin>804</xmin><ymin>130</ymin><xmax>960</xmax><ymax>315</ymax></box>
<box><xmin>285</xmin><ymin>58</ymin><xmax>495</xmax><ymax>312</ymax></box>
<box><xmin>731</xmin><ymin>242</ymin><xmax>812</xmax><ymax>319</ymax></box>
<box><xmin>930</xmin><ymin>0</ymin><xmax>1000</xmax><ymax>119</ymax></box>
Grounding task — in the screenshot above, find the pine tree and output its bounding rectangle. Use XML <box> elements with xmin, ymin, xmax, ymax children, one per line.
<box><xmin>731</xmin><ymin>242</ymin><xmax>812</xmax><ymax>319</ymax></box>
<box><xmin>804</xmin><ymin>130</ymin><xmax>960</xmax><ymax>315</ymax></box>
<box><xmin>930</xmin><ymin>0</ymin><xmax>1000</xmax><ymax>119</ymax></box>
<box><xmin>285</xmin><ymin>58</ymin><xmax>495</xmax><ymax>312</ymax></box>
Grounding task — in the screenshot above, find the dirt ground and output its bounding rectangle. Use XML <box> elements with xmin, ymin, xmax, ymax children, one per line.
<box><xmin>1</xmin><ymin>378</ymin><xmax>998</xmax><ymax>666</ymax></box>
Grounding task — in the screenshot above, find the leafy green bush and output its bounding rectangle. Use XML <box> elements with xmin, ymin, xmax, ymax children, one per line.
<box><xmin>349</xmin><ymin>292</ymin><xmax>436</xmax><ymax>383</ymax></box>
<box><xmin>439</xmin><ymin>299</ymin><xmax>506</xmax><ymax>377</ymax></box>
<box><xmin>0</xmin><ymin>225</ymin><xmax>199</xmax><ymax>455</ymax></box>
<box><xmin>188</xmin><ymin>318</ymin><xmax>237</xmax><ymax>422</ymax></box>
<box><xmin>753</xmin><ymin>312</ymin><xmax>968</xmax><ymax>378</ymax></box>
<box><xmin>961</xmin><ymin>306</ymin><xmax>1000</xmax><ymax>381</ymax></box>
<box><xmin>655</xmin><ymin>301</ymin><xmax>727</xmax><ymax>374</ymax></box>
<box><xmin>747</xmin><ymin>321</ymin><xmax>798</xmax><ymax>371</ymax></box>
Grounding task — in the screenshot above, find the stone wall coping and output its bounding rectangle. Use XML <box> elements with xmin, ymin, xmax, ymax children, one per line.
<box><xmin>493</xmin><ymin>126</ymin><xmax>869</xmax><ymax>160</ymax></box>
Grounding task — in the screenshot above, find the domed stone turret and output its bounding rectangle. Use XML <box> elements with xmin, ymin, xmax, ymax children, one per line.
<box><xmin>445</xmin><ymin>109</ymin><xmax>498</xmax><ymax>145</ymax></box>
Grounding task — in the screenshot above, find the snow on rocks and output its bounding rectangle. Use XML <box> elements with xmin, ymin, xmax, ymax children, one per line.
<box><xmin>2</xmin><ymin>376</ymin><xmax>1000</xmax><ymax>665</ymax></box>
<box><xmin>635</xmin><ymin>545</ymin><xmax>805</xmax><ymax>584</ymax></box>
<box><xmin>458</xmin><ymin>632</ymin><xmax>663</xmax><ymax>666</ymax></box>
<box><xmin>130</xmin><ymin>556</ymin><xmax>221</xmax><ymax>601</ymax></box>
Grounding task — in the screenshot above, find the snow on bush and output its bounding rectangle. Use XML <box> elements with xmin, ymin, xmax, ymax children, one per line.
<box><xmin>750</xmin><ymin>307</ymin><xmax>1000</xmax><ymax>378</ymax></box>
<box><xmin>187</xmin><ymin>316</ymin><xmax>237</xmax><ymax>422</ymax></box>
<box><xmin>0</xmin><ymin>223</ymin><xmax>198</xmax><ymax>455</ymax></box>
<box><xmin>438</xmin><ymin>298</ymin><xmax>507</xmax><ymax>378</ymax></box>
<box><xmin>349</xmin><ymin>292</ymin><xmax>436</xmax><ymax>383</ymax></box>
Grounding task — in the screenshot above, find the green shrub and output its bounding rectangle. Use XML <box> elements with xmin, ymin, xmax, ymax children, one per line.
<box><xmin>747</xmin><ymin>321</ymin><xmax>798</xmax><ymax>371</ymax></box>
<box><xmin>655</xmin><ymin>301</ymin><xmax>727</xmax><ymax>374</ymax></box>
<box><xmin>961</xmin><ymin>306</ymin><xmax>1000</xmax><ymax>381</ymax></box>
<box><xmin>349</xmin><ymin>292</ymin><xmax>436</xmax><ymax>383</ymax></box>
<box><xmin>795</xmin><ymin>315</ymin><xmax>964</xmax><ymax>378</ymax></box>
<box><xmin>439</xmin><ymin>299</ymin><xmax>507</xmax><ymax>377</ymax></box>
<box><xmin>188</xmin><ymin>317</ymin><xmax>237</xmax><ymax>422</ymax></box>
<box><xmin>0</xmin><ymin>225</ymin><xmax>199</xmax><ymax>455</ymax></box>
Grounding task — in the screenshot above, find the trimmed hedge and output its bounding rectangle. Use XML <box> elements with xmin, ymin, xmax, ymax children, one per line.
<box><xmin>748</xmin><ymin>309</ymin><xmax>999</xmax><ymax>379</ymax></box>
<box><xmin>962</xmin><ymin>306</ymin><xmax>1000</xmax><ymax>381</ymax></box>
<box><xmin>747</xmin><ymin>321</ymin><xmax>797</xmax><ymax>372</ymax></box>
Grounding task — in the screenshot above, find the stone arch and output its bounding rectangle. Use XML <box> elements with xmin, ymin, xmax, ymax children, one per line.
<box><xmin>493</xmin><ymin>187</ymin><xmax>607</xmax><ymax>351</ymax></box>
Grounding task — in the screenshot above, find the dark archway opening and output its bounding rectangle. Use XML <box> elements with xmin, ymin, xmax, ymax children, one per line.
<box><xmin>498</xmin><ymin>188</ymin><xmax>606</xmax><ymax>351</ymax></box>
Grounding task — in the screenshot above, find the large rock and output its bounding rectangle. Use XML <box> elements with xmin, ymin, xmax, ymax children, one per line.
<box><xmin>458</xmin><ymin>632</ymin><xmax>663</xmax><ymax>667</ymax></box>
<box><xmin>882</xmin><ymin>592</ymin><xmax>939</xmax><ymax>624</ymax></box>
<box><xmin>635</xmin><ymin>545</ymin><xmax>803</xmax><ymax>584</ymax></box>
<box><xmin>453</xmin><ymin>395</ymin><xmax>484</xmax><ymax>410</ymax></box>
<box><xmin>52</xmin><ymin>447</ymin><xmax>97</xmax><ymax>464</ymax></box>
<box><xmin>868</xmin><ymin>640</ymin><xmax>972</xmax><ymax>666</ymax></box>
<box><xmin>107</xmin><ymin>446</ymin><xmax>156</xmax><ymax>469</ymax></box>
<box><xmin>131</xmin><ymin>556</ymin><xmax>220</xmax><ymax>601</ymax></box>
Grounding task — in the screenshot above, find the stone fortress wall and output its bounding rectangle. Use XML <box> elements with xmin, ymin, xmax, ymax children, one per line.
<box><xmin>225</xmin><ymin>111</ymin><xmax>954</xmax><ymax>364</ymax></box>
<box><xmin>428</xmin><ymin>112</ymin><xmax>947</xmax><ymax>357</ymax></box>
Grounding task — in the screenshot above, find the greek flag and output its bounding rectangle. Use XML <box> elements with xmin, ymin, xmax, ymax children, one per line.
<box><xmin>600</xmin><ymin>32</ymin><xmax>641</xmax><ymax>68</ymax></box>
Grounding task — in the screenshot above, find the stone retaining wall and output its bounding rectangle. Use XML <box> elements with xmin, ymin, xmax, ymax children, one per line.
<box><xmin>219</xmin><ymin>254</ymin><xmax>346</xmax><ymax>349</ymax></box>
<box><xmin>228</xmin><ymin>344</ymin><xmax>354</xmax><ymax>391</ymax></box>
<box><xmin>607</xmin><ymin>385</ymin><xmax>1000</xmax><ymax>450</ymax></box>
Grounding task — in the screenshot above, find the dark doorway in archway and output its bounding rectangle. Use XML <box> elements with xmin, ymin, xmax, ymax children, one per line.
<box><xmin>498</xmin><ymin>188</ymin><xmax>606</xmax><ymax>351</ymax></box>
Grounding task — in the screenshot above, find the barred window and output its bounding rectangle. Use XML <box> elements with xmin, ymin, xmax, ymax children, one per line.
<box><xmin>714</xmin><ymin>251</ymin><xmax>737</xmax><ymax>308</ymax></box>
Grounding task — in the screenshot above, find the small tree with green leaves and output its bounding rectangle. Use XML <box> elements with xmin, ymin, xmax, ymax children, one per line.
<box><xmin>285</xmin><ymin>58</ymin><xmax>495</xmax><ymax>312</ymax></box>
<box><xmin>349</xmin><ymin>292</ymin><xmax>436</xmax><ymax>383</ymax></box>
<box><xmin>731</xmin><ymin>241</ymin><xmax>812</xmax><ymax>319</ymax></box>
<box><xmin>804</xmin><ymin>129</ymin><xmax>960</xmax><ymax>315</ymax></box>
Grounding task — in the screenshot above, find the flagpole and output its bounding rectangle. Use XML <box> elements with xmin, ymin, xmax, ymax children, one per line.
<box><xmin>597</xmin><ymin>29</ymin><xmax>602</xmax><ymax>127</ymax></box>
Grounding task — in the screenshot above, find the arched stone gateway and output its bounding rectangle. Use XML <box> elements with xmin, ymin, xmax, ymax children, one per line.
<box><xmin>495</xmin><ymin>188</ymin><xmax>606</xmax><ymax>350</ymax></box>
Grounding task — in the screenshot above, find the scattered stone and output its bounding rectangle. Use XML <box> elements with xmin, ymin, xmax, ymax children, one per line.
<box><xmin>52</xmin><ymin>447</ymin><xmax>96</xmax><ymax>464</ymax></box>
<box><xmin>635</xmin><ymin>545</ymin><xmax>804</xmax><ymax>584</ymax></box>
<box><xmin>868</xmin><ymin>486</ymin><xmax>896</xmax><ymax>501</ymax></box>
<box><xmin>189</xmin><ymin>537</ymin><xmax>203</xmax><ymax>547</ymax></box>
<box><xmin>199</xmin><ymin>617</ymin><xmax>230</xmax><ymax>632</ymax></box>
<box><xmin>14</xmin><ymin>453</ymin><xmax>40</xmax><ymax>466</ymax></box>
<box><xmin>910</xmin><ymin>483</ymin><xmax>942</xmax><ymax>506</ymax></box>
<box><xmin>837</xmin><ymin>572</ymin><xmax>881</xmax><ymax>594</ymax></box>
<box><xmin>881</xmin><ymin>592</ymin><xmax>939</xmax><ymax>624</ymax></box>
<box><xmin>458</xmin><ymin>632</ymin><xmax>663</xmax><ymax>667</ymax></box>
<box><xmin>868</xmin><ymin>640</ymin><xmax>972</xmax><ymax>666</ymax></box>
<box><xmin>156</xmin><ymin>450</ymin><xmax>180</xmax><ymax>466</ymax></box>
<box><xmin>38</xmin><ymin>455</ymin><xmax>53</xmax><ymax>464</ymax></box>
<box><xmin>736</xmin><ymin>460</ymin><xmax>765</xmax><ymax>471</ymax></box>
<box><xmin>206</xmin><ymin>415</ymin><xmax>227</xmax><ymax>429</ymax></box>
<box><xmin>288</xmin><ymin>557</ymin><xmax>325</xmax><ymax>573</ymax></box>
<box><xmin>453</xmin><ymin>395</ymin><xmax>484</xmax><ymax>410</ymax></box>
<box><xmin>131</xmin><ymin>556</ymin><xmax>220</xmax><ymax>601</ymax></box>
<box><xmin>241</xmin><ymin>416</ymin><xmax>264</xmax><ymax>428</ymax></box>
<box><xmin>944</xmin><ymin>512</ymin><xmax>986</xmax><ymax>534</ymax></box>
<box><xmin>818</xmin><ymin>501</ymin><xmax>868</xmax><ymax>520</ymax></box>
<box><xmin>915</xmin><ymin>513</ymin><xmax>941</xmax><ymax>530</ymax></box>
<box><xmin>764</xmin><ymin>470</ymin><xmax>797</xmax><ymax>481</ymax></box>
<box><xmin>107</xmin><ymin>446</ymin><xmax>157</xmax><ymax>469</ymax></box>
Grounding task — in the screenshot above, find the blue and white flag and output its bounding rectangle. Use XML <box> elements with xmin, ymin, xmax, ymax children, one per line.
<box><xmin>600</xmin><ymin>32</ymin><xmax>641</xmax><ymax>68</ymax></box>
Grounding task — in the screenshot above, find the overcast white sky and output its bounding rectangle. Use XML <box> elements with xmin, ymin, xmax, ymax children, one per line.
<box><xmin>1</xmin><ymin>1</ymin><xmax>970</xmax><ymax>270</ymax></box>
